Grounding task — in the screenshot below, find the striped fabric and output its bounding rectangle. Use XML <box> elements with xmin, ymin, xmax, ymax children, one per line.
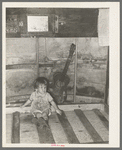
<box><xmin>6</xmin><ymin>109</ymin><xmax>109</xmax><ymax>144</ymax></box>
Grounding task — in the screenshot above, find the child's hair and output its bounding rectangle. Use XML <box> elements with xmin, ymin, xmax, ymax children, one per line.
<box><xmin>34</xmin><ymin>77</ymin><xmax>49</xmax><ymax>91</ymax></box>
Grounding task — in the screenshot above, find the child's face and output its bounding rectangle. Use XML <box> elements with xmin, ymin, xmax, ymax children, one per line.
<box><xmin>37</xmin><ymin>84</ymin><xmax>46</xmax><ymax>94</ymax></box>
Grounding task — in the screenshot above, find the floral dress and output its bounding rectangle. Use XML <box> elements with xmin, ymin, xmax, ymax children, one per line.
<box><xmin>29</xmin><ymin>91</ymin><xmax>53</xmax><ymax>119</ymax></box>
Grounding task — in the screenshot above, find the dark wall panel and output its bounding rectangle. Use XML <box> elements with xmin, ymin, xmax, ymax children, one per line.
<box><xmin>6</xmin><ymin>8</ymin><xmax>98</xmax><ymax>38</ymax></box>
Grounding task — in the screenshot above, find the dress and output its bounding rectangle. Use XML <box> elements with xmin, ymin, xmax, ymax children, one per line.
<box><xmin>29</xmin><ymin>91</ymin><xmax>53</xmax><ymax>119</ymax></box>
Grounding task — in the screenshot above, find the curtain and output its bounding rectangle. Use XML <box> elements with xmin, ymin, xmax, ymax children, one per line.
<box><xmin>98</xmin><ymin>9</ymin><xmax>109</xmax><ymax>46</ymax></box>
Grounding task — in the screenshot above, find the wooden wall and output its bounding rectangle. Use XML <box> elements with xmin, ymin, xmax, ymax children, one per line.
<box><xmin>6</xmin><ymin>8</ymin><xmax>98</xmax><ymax>38</ymax></box>
<box><xmin>6</xmin><ymin>38</ymin><xmax>37</xmax><ymax>99</ymax></box>
<box><xmin>6</xmin><ymin>37</ymin><xmax>108</xmax><ymax>103</ymax></box>
<box><xmin>76</xmin><ymin>38</ymin><xmax>107</xmax><ymax>99</ymax></box>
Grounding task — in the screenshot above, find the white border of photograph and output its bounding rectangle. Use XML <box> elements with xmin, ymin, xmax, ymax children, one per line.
<box><xmin>2</xmin><ymin>2</ymin><xmax>120</xmax><ymax>148</ymax></box>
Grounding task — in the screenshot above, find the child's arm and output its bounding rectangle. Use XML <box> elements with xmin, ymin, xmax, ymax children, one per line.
<box><xmin>20</xmin><ymin>99</ymin><xmax>31</xmax><ymax>108</ymax></box>
<box><xmin>50</xmin><ymin>101</ymin><xmax>62</xmax><ymax>115</ymax></box>
<box><xmin>21</xmin><ymin>92</ymin><xmax>34</xmax><ymax>108</ymax></box>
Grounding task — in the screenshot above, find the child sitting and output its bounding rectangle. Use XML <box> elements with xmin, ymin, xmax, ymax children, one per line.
<box><xmin>21</xmin><ymin>77</ymin><xmax>62</xmax><ymax>128</ymax></box>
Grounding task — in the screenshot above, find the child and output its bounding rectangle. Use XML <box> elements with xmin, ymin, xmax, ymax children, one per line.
<box><xmin>21</xmin><ymin>77</ymin><xmax>62</xmax><ymax>128</ymax></box>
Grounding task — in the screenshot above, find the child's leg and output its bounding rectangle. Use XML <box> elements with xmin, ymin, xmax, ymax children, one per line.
<box><xmin>36</xmin><ymin>110</ymin><xmax>49</xmax><ymax>121</ymax></box>
<box><xmin>31</xmin><ymin>112</ymin><xmax>43</xmax><ymax>126</ymax></box>
<box><xmin>31</xmin><ymin>113</ymin><xmax>40</xmax><ymax>125</ymax></box>
<box><xmin>38</xmin><ymin>117</ymin><xmax>49</xmax><ymax>128</ymax></box>
<box><xmin>48</xmin><ymin>108</ymin><xmax>52</xmax><ymax>116</ymax></box>
<box><xmin>41</xmin><ymin>112</ymin><xmax>49</xmax><ymax>127</ymax></box>
<box><xmin>39</xmin><ymin>111</ymin><xmax>50</xmax><ymax>127</ymax></box>
<box><xmin>34</xmin><ymin>112</ymin><xmax>49</xmax><ymax>128</ymax></box>
<box><xmin>36</xmin><ymin>113</ymin><xmax>42</xmax><ymax>118</ymax></box>
<box><xmin>42</xmin><ymin>112</ymin><xmax>48</xmax><ymax>120</ymax></box>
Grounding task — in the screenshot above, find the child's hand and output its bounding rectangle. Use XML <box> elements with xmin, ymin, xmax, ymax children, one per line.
<box><xmin>56</xmin><ymin>109</ymin><xmax>62</xmax><ymax>115</ymax></box>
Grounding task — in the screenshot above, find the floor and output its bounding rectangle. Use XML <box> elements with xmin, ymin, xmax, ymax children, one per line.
<box><xmin>6</xmin><ymin>109</ymin><xmax>109</xmax><ymax>144</ymax></box>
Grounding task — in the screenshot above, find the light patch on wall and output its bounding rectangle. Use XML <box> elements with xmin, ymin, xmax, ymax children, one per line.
<box><xmin>27</xmin><ymin>16</ymin><xmax>48</xmax><ymax>32</ymax></box>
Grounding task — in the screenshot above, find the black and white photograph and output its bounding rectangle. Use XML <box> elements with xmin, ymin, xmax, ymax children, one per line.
<box><xmin>2</xmin><ymin>2</ymin><xmax>120</xmax><ymax>147</ymax></box>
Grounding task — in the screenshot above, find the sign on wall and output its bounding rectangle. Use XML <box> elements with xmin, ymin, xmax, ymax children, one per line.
<box><xmin>27</xmin><ymin>16</ymin><xmax>48</xmax><ymax>32</ymax></box>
